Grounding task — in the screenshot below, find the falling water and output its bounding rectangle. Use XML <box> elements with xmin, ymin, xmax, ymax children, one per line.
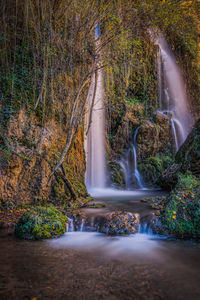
<box><xmin>155</xmin><ymin>32</ymin><xmax>193</xmax><ymax>149</ymax></box>
<box><xmin>84</xmin><ymin>24</ymin><xmax>106</xmax><ymax>190</ymax></box>
<box><xmin>119</xmin><ymin>128</ymin><xmax>144</xmax><ymax>190</ymax></box>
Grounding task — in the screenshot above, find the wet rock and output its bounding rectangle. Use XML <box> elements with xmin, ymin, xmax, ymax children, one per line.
<box><xmin>137</xmin><ymin>117</ymin><xmax>173</xmax><ymax>161</ymax></box>
<box><xmin>140</xmin><ymin>214</ymin><xmax>168</xmax><ymax>236</ymax></box>
<box><xmin>158</xmin><ymin>164</ymin><xmax>180</xmax><ymax>190</ymax></box>
<box><xmin>70</xmin><ymin>211</ymin><xmax>87</xmax><ymax>231</ymax></box>
<box><xmin>176</xmin><ymin>118</ymin><xmax>200</xmax><ymax>178</ymax></box>
<box><xmin>97</xmin><ymin>211</ymin><xmax>139</xmax><ymax>235</ymax></box>
<box><xmin>153</xmin><ymin>111</ymin><xmax>171</xmax><ymax>125</ymax></box>
<box><xmin>138</xmin><ymin>155</ymin><xmax>173</xmax><ymax>187</ymax></box>
<box><xmin>141</xmin><ymin>195</ymin><xmax>167</xmax><ymax>210</ymax></box>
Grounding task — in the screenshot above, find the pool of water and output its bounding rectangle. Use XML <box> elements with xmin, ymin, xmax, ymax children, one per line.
<box><xmin>1</xmin><ymin>190</ymin><xmax>200</xmax><ymax>299</ymax></box>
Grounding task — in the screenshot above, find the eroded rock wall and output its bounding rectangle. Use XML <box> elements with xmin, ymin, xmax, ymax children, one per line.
<box><xmin>0</xmin><ymin>110</ymin><xmax>87</xmax><ymax>207</ymax></box>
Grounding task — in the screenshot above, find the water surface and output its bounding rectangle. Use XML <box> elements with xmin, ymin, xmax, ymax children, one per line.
<box><xmin>1</xmin><ymin>191</ymin><xmax>200</xmax><ymax>300</ymax></box>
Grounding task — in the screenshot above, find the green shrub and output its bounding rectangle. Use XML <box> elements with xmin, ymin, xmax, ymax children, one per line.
<box><xmin>15</xmin><ymin>206</ymin><xmax>68</xmax><ymax>240</ymax></box>
<box><xmin>163</xmin><ymin>173</ymin><xmax>200</xmax><ymax>238</ymax></box>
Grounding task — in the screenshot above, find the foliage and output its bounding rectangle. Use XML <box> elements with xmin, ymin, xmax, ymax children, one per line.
<box><xmin>15</xmin><ymin>206</ymin><xmax>68</xmax><ymax>240</ymax></box>
<box><xmin>163</xmin><ymin>173</ymin><xmax>200</xmax><ymax>238</ymax></box>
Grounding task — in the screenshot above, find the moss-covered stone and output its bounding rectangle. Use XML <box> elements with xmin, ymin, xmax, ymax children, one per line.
<box><xmin>108</xmin><ymin>161</ymin><xmax>125</xmax><ymax>188</ymax></box>
<box><xmin>158</xmin><ymin>118</ymin><xmax>200</xmax><ymax>191</ymax></box>
<box><xmin>97</xmin><ymin>211</ymin><xmax>139</xmax><ymax>235</ymax></box>
<box><xmin>15</xmin><ymin>206</ymin><xmax>68</xmax><ymax>240</ymax></box>
<box><xmin>176</xmin><ymin>118</ymin><xmax>200</xmax><ymax>177</ymax></box>
<box><xmin>162</xmin><ymin>173</ymin><xmax>200</xmax><ymax>238</ymax></box>
<box><xmin>138</xmin><ymin>155</ymin><xmax>173</xmax><ymax>186</ymax></box>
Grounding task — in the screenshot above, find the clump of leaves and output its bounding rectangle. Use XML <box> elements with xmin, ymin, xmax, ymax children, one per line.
<box><xmin>15</xmin><ymin>206</ymin><xmax>68</xmax><ymax>240</ymax></box>
<box><xmin>163</xmin><ymin>173</ymin><xmax>200</xmax><ymax>238</ymax></box>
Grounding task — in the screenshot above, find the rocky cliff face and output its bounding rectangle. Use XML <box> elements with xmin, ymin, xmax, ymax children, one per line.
<box><xmin>0</xmin><ymin>110</ymin><xmax>87</xmax><ymax>207</ymax></box>
<box><xmin>107</xmin><ymin>104</ymin><xmax>174</xmax><ymax>188</ymax></box>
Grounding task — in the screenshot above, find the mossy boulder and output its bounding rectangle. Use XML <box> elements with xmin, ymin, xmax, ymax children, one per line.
<box><xmin>157</xmin><ymin>163</ymin><xmax>180</xmax><ymax>190</ymax></box>
<box><xmin>137</xmin><ymin>116</ymin><xmax>173</xmax><ymax>161</ymax></box>
<box><xmin>158</xmin><ymin>118</ymin><xmax>200</xmax><ymax>191</ymax></box>
<box><xmin>162</xmin><ymin>173</ymin><xmax>200</xmax><ymax>238</ymax></box>
<box><xmin>15</xmin><ymin>206</ymin><xmax>68</xmax><ymax>240</ymax></box>
<box><xmin>108</xmin><ymin>161</ymin><xmax>126</xmax><ymax>188</ymax></box>
<box><xmin>176</xmin><ymin>118</ymin><xmax>200</xmax><ymax>177</ymax></box>
<box><xmin>97</xmin><ymin>211</ymin><xmax>139</xmax><ymax>235</ymax></box>
<box><xmin>138</xmin><ymin>155</ymin><xmax>173</xmax><ymax>186</ymax></box>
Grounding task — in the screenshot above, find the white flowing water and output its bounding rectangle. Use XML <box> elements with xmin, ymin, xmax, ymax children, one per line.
<box><xmin>155</xmin><ymin>33</ymin><xmax>193</xmax><ymax>149</ymax></box>
<box><xmin>118</xmin><ymin>128</ymin><xmax>144</xmax><ymax>190</ymax></box>
<box><xmin>84</xmin><ymin>25</ymin><xmax>106</xmax><ymax>191</ymax></box>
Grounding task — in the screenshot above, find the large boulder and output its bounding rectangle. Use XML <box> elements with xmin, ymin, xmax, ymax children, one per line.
<box><xmin>15</xmin><ymin>206</ymin><xmax>68</xmax><ymax>240</ymax></box>
<box><xmin>176</xmin><ymin>118</ymin><xmax>200</xmax><ymax>177</ymax></box>
<box><xmin>157</xmin><ymin>163</ymin><xmax>180</xmax><ymax>190</ymax></box>
<box><xmin>137</xmin><ymin>114</ymin><xmax>173</xmax><ymax>161</ymax></box>
<box><xmin>158</xmin><ymin>118</ymin><xmax>200</xmax><ymax>191</ymax></box>
<box><xmin>138</xmin><ymin>155</ymin><xmax>173</xmax><ymax>187</ymax></box>
<box><xmin>97</xmin><ymin>211</ymin><xmax>139</xmax><ymax>235</ymax></box>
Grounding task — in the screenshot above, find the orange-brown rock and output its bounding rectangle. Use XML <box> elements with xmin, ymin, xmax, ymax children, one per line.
<box><xmin>0</xmin><ymin>109</ymin><xmax>87</xmax><ymax>206</ymax></box>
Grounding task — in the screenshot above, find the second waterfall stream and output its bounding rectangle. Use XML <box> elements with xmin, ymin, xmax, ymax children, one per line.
<box><xmin>155</xmin><ymin>32</ymin><xmax>193</xmax><ymax>150</ymax></box>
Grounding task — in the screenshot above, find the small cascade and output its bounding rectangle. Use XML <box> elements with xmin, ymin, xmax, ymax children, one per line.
<box><xmin>84</xmin><ymin>23</ymin><xmax>106</xmax><ymax>191</ymax></box>
<box><xmin>139</xmin><ymin>222</ymin><xmax>153</xmax><ymax>235</ymax></box>
<box><xmin>119</xmin><ymin>128</ymin><xmax>144</xmax><ymax>190</ymax></box>
<box><xmin>171</xmin><ymin>119</ymin><xmax>179</xmax><ymax>151</ymax></box>
<box><xmin>67</xmin><ymin>218</ymin><xmax>74</xmax><ymax>232</ymax></box>
<box><xmin>154</xmin><ymin>32</ymin><xmax>193</xmax><ymax>149</ymax></box>
<box><xmin>80</xmin><ymin>219</ymin><xmax>85</xmax><ymax>232</ymax></box>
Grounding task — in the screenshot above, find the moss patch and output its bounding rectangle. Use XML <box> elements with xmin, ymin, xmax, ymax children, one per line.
<box><xmin>15</xmin><ymin>206</ymin><xmax>68</xmax><ymax>240</ymax></box>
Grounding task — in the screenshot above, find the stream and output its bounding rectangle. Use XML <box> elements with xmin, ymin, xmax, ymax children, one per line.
<box><xmin>1</xmin><ymin>190</ymin><xmax>200</xmax><ymax>300</ymax></box>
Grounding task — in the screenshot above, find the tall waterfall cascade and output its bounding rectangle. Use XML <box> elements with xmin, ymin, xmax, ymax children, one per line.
<box><xmin>155</xmin><ymin>33</ymin><xmax>193</xmax><ymax>150</ymax></box>
<box><xmin>84</xmin><ymin>24</ymin><xmax>106</xmax><ymax>191</ymax></box>
<box><xmin>119</xmin><ymin>128</ymin><xmax>144</xmax><ymax>190</ymax></box>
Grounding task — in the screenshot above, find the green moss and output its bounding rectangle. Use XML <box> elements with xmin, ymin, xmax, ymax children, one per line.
<box><xmin>15</xmin><ymin>206</ymin><xmax>68</xmax><ymax>240</ymax></box>
<box><xmin>86</xmin><ymin>203</ymin><xmax>106</xmax><ymax>208</ymax></box>
<box><xmin>163</xmin><ymin>173</ymin><xmax>200</xmax><ymax>238</ymax></box>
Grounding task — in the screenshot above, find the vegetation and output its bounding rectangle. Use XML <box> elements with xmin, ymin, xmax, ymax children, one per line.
<box><xmin>15</xmin><ymin>206</ymin><xmax>68</xmax><ymax>239</ymax></box>
<box><xmin>0</xmin><ymin>1</ymin><xmax>199</xmax><ymax>239</ymax></box>
<box><xmin>162</xmin><ymin>173</ymin><xmax>200</xmax><ymax>238</ymax></box>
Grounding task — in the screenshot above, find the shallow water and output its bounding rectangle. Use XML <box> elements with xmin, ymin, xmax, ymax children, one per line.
<box><xmin>1</xmin><ymin>191</ymin><xmax>200</xmax><ymax>300</ymax></box>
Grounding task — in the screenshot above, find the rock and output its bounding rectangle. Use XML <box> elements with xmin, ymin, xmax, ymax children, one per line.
<box><xmin>153</xmin><ymin>111</ymin><xmax>171</xmax><ymax>125</ymax></box>
<box><xmin>138</xmin><ymin>156</ymin><xmax>173</xmax><ymax>187</ymax></box>
<box><xmin>15</xmin><ymin>206</ymin><xmax>68</xmax><ymax>240</ymax></box>
<box><xmin>137</xmin><ymin>118</ymin><xmax>173</xmax><ymax>161</ymax></box>
<box><xmin>97</xmin><ymin>211</ymin><xmax>139</xmax><ymax>235</ymax></box>
<box><xmin>140</xmin><ymin>214</ymin><xmax>168</xmax><ymax>236</ymax></box>
<box><xmin>0</xmin><ymin>109</ymin><xmax>87</xmax><ymax>206</ymax></box>
<box><xmin>158</xmin><ymin>163</ymin><xmax>180</xmax><ymax>190</ymax></box>
<box><xmin>70</xmin><ymin>211</ymin><xmax>87</xmax><ymax>231</ymax></box>
<box><xmin>176</xmin><ymin>118</ymin><xmax>200</xmax><ymax>177</ymax></box>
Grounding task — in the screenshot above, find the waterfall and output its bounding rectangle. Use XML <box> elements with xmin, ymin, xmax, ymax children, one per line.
<box><xmin>84</xmin><ymin>24</ymin><xmax>106</xmax><ymax>191</ymax></box>
<box><xmin>155</xmin><ymin>33</ymin><xmax>193</xmax><ymax>149</ymax></box>
<box><xmin>119</xmin><ymin>128</ymin><xmax>144</xmax><ymax>190</ymax></box>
